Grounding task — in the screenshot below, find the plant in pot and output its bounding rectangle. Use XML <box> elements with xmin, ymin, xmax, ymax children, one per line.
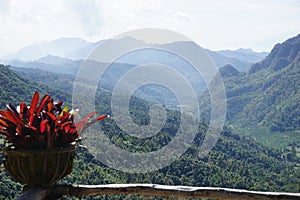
<box><xmin>0</xmin><ymin>91</ymin><xmax>109</xmax><ymax>187</ymax></box>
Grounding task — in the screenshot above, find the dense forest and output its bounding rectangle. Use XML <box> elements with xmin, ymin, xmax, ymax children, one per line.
<box><xmin>0</xmin><ymin>64</ymin><xmax>299</xmax><ymax>199</ymax></box>
<box><xmin>223</xmin><ymin>34</ymin><xmax>300</xmax><ymax>133</ymax></box>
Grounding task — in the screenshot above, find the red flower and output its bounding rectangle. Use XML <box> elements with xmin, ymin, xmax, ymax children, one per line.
<box><xmin>0</xmin><ymin>91</ymin><xmax>109</xmax><ymax>149</ymax></box>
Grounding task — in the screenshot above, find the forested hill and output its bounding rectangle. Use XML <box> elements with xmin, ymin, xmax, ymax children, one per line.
<box><xmin>221</xmin><ymin>34</ymin><xmax>300</xmax><ymax>132</ymax></box>
<box><xmin>249</xmin><ymin>34</ymin><xmax>300</xmax><ymax>73</ymax></box>
<box><xmin>0</xmin><ymin>62</ymin><xmax>299</xmax><ymax>198</ymax></box>
<box><xmin>0</xmin><ymin>64</ymin><xmax>70</xmax><ymax>109</ymax></box>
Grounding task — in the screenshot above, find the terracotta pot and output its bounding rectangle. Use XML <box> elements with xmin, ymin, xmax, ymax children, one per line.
<box><xmin>2</xmin><ymin>146</ymin><xmax>75</xmax><ymax>187</ymax></box>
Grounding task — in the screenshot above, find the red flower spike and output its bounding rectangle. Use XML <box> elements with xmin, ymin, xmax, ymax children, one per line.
<box><xmin>29</xmin><ymin>115</ymin><xmax>35</xmax><ymax>126</ymax></box>
<box><xmin>69</xmin><ymin>126</ymin><xmax>77</xmax><ymax>135</ymax></box>
<box><xmin>0</xmin><ymin>124</ymin><xmax>6</xmax><ymax>129</ymax></box>
<box><xmin>75</xmin><ymin>111</ymin><xmax>97</xmax><ymax>128</ymax></box>
<box><xmin>63</xmin><ymin>111</ymin><xmax>69</xmax><ymax>119</ymax></box>
<box><xmin>16</xmin><ymin>127</ymin><xmax>22</xmax><ymax>135</ymax></box>
<box><xmin>62</xmin><ymin>122</ymin><xmax>72</xmax><ymax>134</ymax></box>
<box><xmin>76</xmin><ymin>114</ymin><xmax>110</xmax><ymax>135</ymax></box>
<box><xmin>84</xmin><ymin>115</ymin><xmax>109</xmax><ymax>129</ymax></box>
<box><xmin>3</xmin><ymin>110</ymin><xmax>22</xmax><ymax>126</ymax></box>
<box><xmin>29</xmin><ymin>91</ymin><xmax>40</xmax><ymax>116</ymax></box>
<box><xmin>56</xmin><ymin>100</ymin><xmax>64</xmax><ymax>107</ymax></box>
<box><xmin>0</xmin><ymin>110</ymin><xmax>6</xmax><ymax>116</ymax></box>
<box><xmin>0</xmin><ymin>116</ymin><xmax>17</xmax><ymax>132</ymax></box>
<box><xmin>36</xmin><ymin>94</ymin><xmax>51</xmax><ymax>114</ymax></box>
<box><xmin>44</xmin><ymin>111</ymin><xmax>57</xmax><ymax>121</ymax></box>
<box><xmin>97</xmin><ymin>115</ymin><xmax>109</xmax><ymax>121</ymax></box>
<box><xmin>0</xmin><ymin>118</ymin><xmax>9</xmax><ymax>128</ymax></box>
<box><xmin>47</xmin><ymin>99</ymin><xmax>55</xmax><ymax>112</ymax></box>
<box><xmin>26</xmin><ymin>124</ymin><xmax>37</xmax><ymax>131</ymax></box>
<box><xmin>40</xmin><ymin>119</ymin><xmax>49</xmax><ymax>133</ymax></box>
<box><xmin>19</xmin><ymin>102</ymin><xmax>27</xmax><ymax>120</ymax></box>
<box><xmin>55</xmin><ymin>112</ymin><xmax>69</xmax><ymax>126</ymax></box>
<box><xmin>55</xmin><ymin>116</ymin><xmax>63</xmax><ymax>126</ymax></box>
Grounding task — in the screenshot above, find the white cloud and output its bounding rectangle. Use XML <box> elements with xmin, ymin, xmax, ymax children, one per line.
<box><xmin>90</xmin><ymin>0</ymin><xmax>194</xmax><ymax>41</ymax></box>
<box><xmin>0</xmin><ymin>0</ymin><xmax>103</xmax><ymax>55</ymax></box>
<box><xmin>0</xmin><ymin>0</ymin><xmax>299</xmax><ymax>56</ymax></box>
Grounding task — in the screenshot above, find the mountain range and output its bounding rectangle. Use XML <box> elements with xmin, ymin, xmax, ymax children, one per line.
<box><xmin>2</xmin><ymin>36</ymin><xmax>267</xmax><ymax>72</ymax></box>
<box><xmin>217</xmin><ymin>48</ymin><xmax>268</xmax><ymax>63</ymax></box>
<box><xmin>1</xmin><ymin>36</ymin><xmax>269</xmax><ymax>108</ymax></box>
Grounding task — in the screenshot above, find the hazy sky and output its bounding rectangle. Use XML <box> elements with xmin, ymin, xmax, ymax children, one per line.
<box><xmin>0</xmin><ymin>0</ymin><xmax>299</xmax><ymax>56</ymax></box>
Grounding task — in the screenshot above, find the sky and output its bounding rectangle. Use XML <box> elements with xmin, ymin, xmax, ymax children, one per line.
<box><xmin>0</xmin><ymin>0</ymin><xmax>299</xmax><ymax>56</ymax></box>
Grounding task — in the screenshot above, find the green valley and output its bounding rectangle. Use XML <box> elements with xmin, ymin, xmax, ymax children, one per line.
<box><xmin>0</xmin><ymin>60</ymin><xmax>299</xmax><ymax>199</ymax></box>
<box><xmin>0</xmin><ymin>34</ymin><xmax>300</xmax><ymax>199</ymax></box>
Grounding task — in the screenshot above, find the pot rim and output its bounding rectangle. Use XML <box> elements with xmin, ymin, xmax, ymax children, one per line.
<box><xmin>1</xmin><ymin>145</ymin><xmax>75</xmax><ymax>156</ymax></box>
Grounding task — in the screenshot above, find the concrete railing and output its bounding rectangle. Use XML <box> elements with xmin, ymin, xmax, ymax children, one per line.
<box><xmin>17</xmin><ymin>184</ymin><xmax>300</xmax><ymax>200</ymax></box>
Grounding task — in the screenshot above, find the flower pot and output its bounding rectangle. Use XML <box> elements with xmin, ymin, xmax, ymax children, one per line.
<box><xmin>2</xmin><ymin>146</ymin><xmax>75</xmax><ymax>187</ymax></box>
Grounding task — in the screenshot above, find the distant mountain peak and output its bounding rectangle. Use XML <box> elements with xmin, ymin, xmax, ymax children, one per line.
<box><xmin>3</xmin><ymin>37</ymin><xmax>91</xmax><ymax>61</ymax></box>
<box><xmin>217</xmin><ymin>48</ymin><xmax>268</xmax><ymax>64</ymax></box>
